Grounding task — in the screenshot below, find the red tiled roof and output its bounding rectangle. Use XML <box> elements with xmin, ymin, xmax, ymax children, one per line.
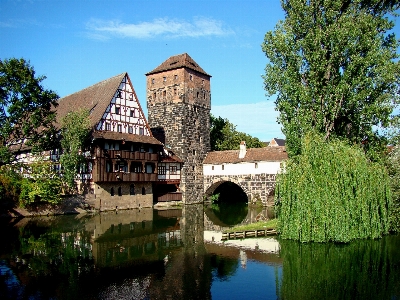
<box><xmin>92</xmin><ymin>131</ymin><xmax>162</xmax><ymax>146</ymax></box>
<box><xmin>55</xmin><ymin>73</ymin><xmax>126</xmax><ymax>129</ymax></box>
<box><xmin>145</xmin><ymin>53</ymin><xmax>211</xmax><ymax>77</ymax></box>
<box><xmin>203</xmin><ymin>146</ymin><xmax>288</xmax><ymax>164</ymax></box>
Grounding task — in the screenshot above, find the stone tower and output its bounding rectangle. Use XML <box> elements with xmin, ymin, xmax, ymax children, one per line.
<box><xmin>146</xmin><ymin>53</ymin><xmax>211</xmax><ymax>204</ymax></box>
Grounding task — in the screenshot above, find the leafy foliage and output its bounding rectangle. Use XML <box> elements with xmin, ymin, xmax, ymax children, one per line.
<box><xmin>276</xmin><ymin>133</ymin><xmax>391</xmax><ymax>242</ymax></box>
<box><xmin>59</xmin><ymin>109</ymin><xmax>91</xmax><ymax>191</ymax></box>
<box><xmin>210</xmin><ymin>114</ymin><xmax>264</xmax><ymax>150</ymax></box>
<box><xmin>0</xmin><ymin>166</ymin><xmax>21</xmax><ymax>205</ymax></box>
<box><xmin>262</xmin><ymin>0</ymin><xmax>400</xmax><ymax>157</ymax></box>
<box><xmin>387</xmin><ymin>145</ymin><xmax>400</xmax><ymax>232</ymax></box>
<box><xmin>19</xmin><ymin>160</ymin><xmax>62</xmax><ymax>207</ymax></box>
<box><xmin>0</xmin><ymin>58</ymin><xmax>59</xmax><ymax>164</ymax></box>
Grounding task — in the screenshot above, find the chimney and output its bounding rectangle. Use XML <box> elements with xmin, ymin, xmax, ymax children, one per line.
<box><xmin>239</xmin><ymin>141</ymin><xmax>246</xmax><ymax>158</ymax></box>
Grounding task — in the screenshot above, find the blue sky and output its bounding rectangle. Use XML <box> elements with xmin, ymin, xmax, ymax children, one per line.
<box><xmin>0</xmin><ymin>1</ymin><xmax>399</xmax><ymax>142</ymax></box>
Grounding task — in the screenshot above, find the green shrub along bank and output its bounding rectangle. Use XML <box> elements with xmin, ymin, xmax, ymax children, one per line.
<box><xmin>276</xmin><ymin>133</ymin><xmax>392</xmax><ymax>243</ymax></box>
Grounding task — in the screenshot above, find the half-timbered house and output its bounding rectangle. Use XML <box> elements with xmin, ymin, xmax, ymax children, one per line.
<box><xmin>16</xmin><ymin>72</ymin><xmax>183</xmax><ymax>210</ymax></box>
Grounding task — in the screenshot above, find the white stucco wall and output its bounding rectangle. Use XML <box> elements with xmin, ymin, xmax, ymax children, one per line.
<box><xmin>203</xmin><ymin>161</ymin><xmax>282</xmax><ymax>176</ymax></box>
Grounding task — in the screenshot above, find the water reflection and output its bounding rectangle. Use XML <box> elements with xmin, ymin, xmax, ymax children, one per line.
<box><xmin>278</xmin><ymin>236</ymin><xmax>400</xmax><ymax>300</ymax></box>
<box><xmin>0</xmin><ymin>206</ymin><xmax>399</xmax><ymax>300</ymax></box>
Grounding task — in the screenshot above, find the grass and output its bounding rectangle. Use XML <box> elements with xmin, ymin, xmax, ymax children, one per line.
<box><xmin>225</xmin><ymin>218</ymin><xmax>277</xmax><ymax>233</ymax></box>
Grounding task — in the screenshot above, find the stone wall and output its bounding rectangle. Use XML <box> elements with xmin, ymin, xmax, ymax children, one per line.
<box><xmin>203</xmin><ymin>174</ymin><xmax>277</xmax><ymax>205</ymax></box>
<box><xmin>86</xmin><ymin>182</ymin><xmax>153</xmax><ymax>211</ymax></box>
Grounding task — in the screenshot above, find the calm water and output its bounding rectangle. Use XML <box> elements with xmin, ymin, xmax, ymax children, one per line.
<box><xmin>0</xmin><ymin>204</ymin><xmax>399</xmax><ymax>300</ymax></box>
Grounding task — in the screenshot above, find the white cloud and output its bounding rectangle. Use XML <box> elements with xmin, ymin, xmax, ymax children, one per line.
<box><xmin>85</xmin><ymin>17</ymin><xmax>234</xmax><ymax>39</ymax></box>
<box><xmin>211</xmin><ymin>101</ymin><xmax>284</xmax><ymax>142</ymax></box>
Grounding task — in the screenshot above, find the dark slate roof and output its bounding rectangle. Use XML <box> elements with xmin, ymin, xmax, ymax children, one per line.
<box><xmin>55</xmin><ymin>73</ymin><xmax>127</xmax><ymax>129</ymax></box>
<box><xmin>145</xmin><ymin>53</ymin><xmax>211</xmax><ymax>77</ymax></box>
<box><xmin>203</xmin><ymin>146</ymin><xmax>288</xmax><ymax>164</ymax></box>
<box><xmin>92</xmin><ymin>131</ymin><xmax>162</xmax><ymax>146</ymax></box>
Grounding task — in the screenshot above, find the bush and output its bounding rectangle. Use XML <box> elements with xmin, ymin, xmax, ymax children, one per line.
<box><xmin>19</xmin><ymin>161</ymin><xmax>62</xmax><ymax>207</ymax></box>
<box><xmin>276</xmin><ymin>133</ymin><xmax>391</xmax><ymax>243</ymax></box>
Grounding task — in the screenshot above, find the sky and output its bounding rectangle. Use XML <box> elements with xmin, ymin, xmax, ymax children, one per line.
<box><xmin>0</xmin><ymin>1</ymin><xmax>399</xmax><ymax>142</ymax></box>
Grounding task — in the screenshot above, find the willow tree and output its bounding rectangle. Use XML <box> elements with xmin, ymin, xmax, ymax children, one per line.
<box><xmin>262</xmin><ymin>0</ymin><xmax>400</xmax><ymax>157</ymax></box>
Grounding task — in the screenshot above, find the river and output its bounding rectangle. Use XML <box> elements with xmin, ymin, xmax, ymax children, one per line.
<box><xmin>0</xmin><ymin>204</ymin><xmax>399</xmax><ymax>299</ymax></box>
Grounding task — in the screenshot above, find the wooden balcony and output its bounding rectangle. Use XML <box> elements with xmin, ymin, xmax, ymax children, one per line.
<box><xmin>157</xmin><ymin>192</ymin><xmax>182</xmax><ymax>202</ymax></box>
<box><xmin>100</xmin><ymin>149</ymin><xmax>158</xmax><ymax>161</ymax></box>
<box><xmin>93</xmin><ymin>171</ymin><xmax>157</xmax><ymax>182</ymax></box>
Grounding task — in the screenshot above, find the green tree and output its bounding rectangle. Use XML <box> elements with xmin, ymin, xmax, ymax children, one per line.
<box><xmin>276</xmin><ymin>132</ymin><xmax>391</xmax><ymax>242</ymax></box>
<box><xmin>59</xmin><ymin>109</ymin><xmax>91</xmax><ymax>191</ymax></box>
<box><xmin>262</xmin><ymin>0</ymin><xmax>400</xmax><ymax>157</ymax></box>
<box><xmin>19</xmin><ymin>160</ymin><xmax>62</xmax><ymax>207</ymax></box>
<box><xmin>0</xmin><ymin>58</ymin><xmax>59</xmax><ymax>164</ymax></box>
<box><xmin>387</xmin><ymin>145</ymin><xmax>400</xmax><ymax>232</ymax></box>
<box><xmin>210</xmin><ymin>114</ymin><xmax>264</xmax><ymax>150</ymax></box>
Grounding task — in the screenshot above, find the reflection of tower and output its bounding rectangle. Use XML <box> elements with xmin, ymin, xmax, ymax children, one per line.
<box><xmin>146</xmin><ymin>53</ymin><xmax>211</xmax><ymax>203</ymax></box>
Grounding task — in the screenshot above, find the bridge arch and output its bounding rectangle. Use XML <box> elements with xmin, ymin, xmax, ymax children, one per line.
<box><xmin>203</xmin><ymin>174</ymin><xmax>277</xmax><ymax>205</ymax></box>
<box><xmin>204</xmin><ymin>178</ymin><xmax>250</xmax><ymax>202</ymax></box>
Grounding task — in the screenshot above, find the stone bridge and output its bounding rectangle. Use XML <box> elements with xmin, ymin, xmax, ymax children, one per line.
<box><xmin>203</xmin><ymin>173</ymin><xmax>277</xmax><ymax>205</ymax></box>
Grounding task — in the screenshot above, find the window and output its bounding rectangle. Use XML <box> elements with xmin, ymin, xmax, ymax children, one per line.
<box><xmin>174</xmin><ymin>75</ymin><xmax>178</xmax><ymax>80</ymax></box>
<box><xmin>193</xmin><ymin>149</ymin><xmax>196</xmax><ymax>155</ymax></box>
<box><xmin>174</xmin><ymin>88</ymin><xmax>177</xmax><ymax>96</ymax></box>
<box><xmin>130</xmin><ymin>184</ymin><xmax>135</xmax><ymax>195</ymax></box>
<box><xmin>190</xmin><ymin>74</ymin><xmax>193</xmax><ymax>81</ymax></box>
<box><xmin>202</xmin><ymin>79</ymin><xmax>204</xmax><ymax>85</ymax></box>
<box><xmin>152</xmin><ymin>78</ymin><xmax>155</xmax><ymax>84</ymax></box>
<box><xmin>163</xmin><ymin>90</ymin><xmax>166</xmax><ymax>97</ymax></box>
<box><xmin>128</xmin><ymin>126</ymin><xmax>133</xmax><ymax>134</ymax></box>
<box><xmin>170</xmin><ymin>166</ymin><xmax>177</xmax><ymax>174</ymax></box>
<box><xmin>111</xmin><ymin>187</ymin><xmax>114</xmax><ymax>196</ymax></box>
<box><xmin>142</xmin><ymin>187</ymin><xmax>146</xmax><ymax>195</ymax></box>
<box><xmin>131</xmin><ymin>162</ymin><xmax>142</xmax><ymax>173</ymax></box>
<box><xmin>115</xmin><ymin>162</ymin><xmax>127</xmax><ymax>172</ymax></box>
<box><xmin>163</xmin><ymin>76</ymin><xmax>166</xmax><ymax>82</ymax></box>
<box><xmin>130</xmin><ymin>109</ymin><xmax>135</xmax><ymax>117</ymax></box>
<box><xmin>106</xmin><ymin>123</ymin><xmax>111</xmax><ymax>131</ymax></box>
<box><xmin>212</xmin><ymin>166</ymin><xmax>214</xmax><ymax>170</ymax></box>
<box><xmin>115</xmin><ymin>107</ymin><xmax>120</xmax><ymax>114</ymax></box>
<box><xmin>118</xmin><ymin>124</ymin><xmax>122</xmax><ymax>132</ymax></box>
<box><xmin>106</xmin><ymin>161</ymin><xmax>112</xmax><ymax>172</ymax></box>
<box><xmin>118</xmin><ymin>186</ymin><xmax>122</xmax><ymax>196</ymax></box>
<box><xmin>222</xmin><ymin>165</ymin><xmax>225</xmax><ymax>170</ymax></box>
<box><xmin>158</xmin><ymin>166</ymin><xmax>166</xmax><ymax>175</ymax></box>
<box><xmin>153</xmin><ymin>92</ymin><xmax>156</xmax><ymax>100</ymax></box>
<box><xmin>117</xmin><ymin>90</ymin><xmax>122</xmax><ymax>98</ymax></box>
<box><xmin>139</xmin><ymin>127</ymin><xmax>144</xmax><ymax>135</ymax></box>
<box><xmin>197</xmin><ymin>91</ymin><xmax>199</xmax><ymax>98</ymax></box>
<box><xmin>129</xmin><ymin>93</ymin><xmax>133</xmax><ymax>101</ymax></box>
<box><xmin>255</xmin><ymin>163</ymin><xmax>258</xmax><ymax>169</ymax></box>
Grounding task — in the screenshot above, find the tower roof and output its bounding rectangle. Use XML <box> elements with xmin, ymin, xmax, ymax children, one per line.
<box><xmin>145</xmin><ymin>53</ymin><xmax>211</xmax><ymax>77</ymax></box>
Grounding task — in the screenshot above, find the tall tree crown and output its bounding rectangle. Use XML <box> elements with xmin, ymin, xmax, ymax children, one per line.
<box><xmin>262</xmin><ymin>0</ymin><xmax>400</xmax><ymax>156</ymax></box>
